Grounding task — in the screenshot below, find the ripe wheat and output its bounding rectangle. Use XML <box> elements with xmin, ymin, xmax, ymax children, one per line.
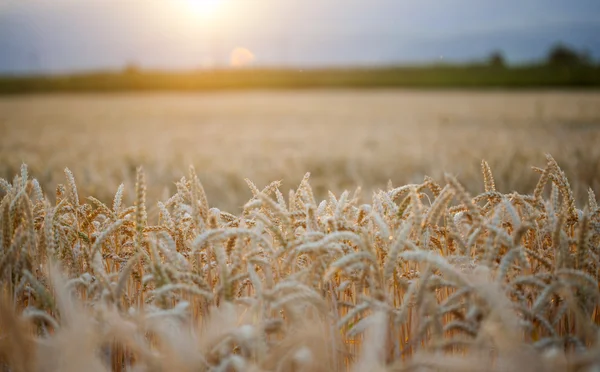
<box><xmin>0</xmin><ymin>155</ymin><xmax>599</xmax><ymax>371</ymax></box>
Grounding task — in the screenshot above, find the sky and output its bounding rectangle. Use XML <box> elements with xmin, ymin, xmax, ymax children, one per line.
<box><xmin>0</xmin><ymin>0</ymin><xmax>599</xmax><ymax>74</ymax></box>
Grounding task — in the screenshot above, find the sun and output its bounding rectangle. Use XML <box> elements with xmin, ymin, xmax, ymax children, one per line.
<box><xmin>185</xmin><ymin>0</ymin><xmax>223</xmax><ymax>18</ymax></box>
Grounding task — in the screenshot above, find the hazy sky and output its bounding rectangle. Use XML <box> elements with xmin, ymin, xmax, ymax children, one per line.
<box><xmin>1</xmin><ymin>0</ymin><xmax>599</xmax><ymax>73</ymax></box>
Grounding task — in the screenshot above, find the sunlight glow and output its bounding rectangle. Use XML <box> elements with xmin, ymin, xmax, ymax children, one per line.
<box><xmin>184</xmin><ymin>0</ymin><xmax>223</xmax><ymax>19</ymax></box>
<box><xmin>230</xmin><ymin>47</ymin><xmax>255</xmax><ymax>67</ymax></box>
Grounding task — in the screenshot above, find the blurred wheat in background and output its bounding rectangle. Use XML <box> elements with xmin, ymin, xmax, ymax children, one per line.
<box><xmin>2</xmin><ymin>91</ymin><xmax>600</xmax><ymax>213</ymax></box>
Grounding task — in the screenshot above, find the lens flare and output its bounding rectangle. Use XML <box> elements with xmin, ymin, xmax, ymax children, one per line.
<box><xmin>230</xmin><ymin>48</ymin><xmax>255</xmax><ymax>68</ymax></box>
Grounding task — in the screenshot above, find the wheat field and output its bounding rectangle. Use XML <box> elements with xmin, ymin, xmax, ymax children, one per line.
<box><xmin>2</xmin><ymin>91</ymin><xmax>600</xmax><ymax>212</ymax></box>
<box><xmin>1</xmin><ymin>90</ymin><xmax>600</xmax><ymax>371</ymax></box>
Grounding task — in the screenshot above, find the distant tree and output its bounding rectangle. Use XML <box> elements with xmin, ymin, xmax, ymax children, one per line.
<box><xmin>580</xmin><ymin>49</ymin><xmax>594</xmax><ymax>66</ymax></box>
<box><xmin>546</xmin><ymin>44</ymin><xmax>591</xmax><ymax>67</ymax></box>
<box><xmin>488</xmin><ymin>51</ymin><xmax>506</xmax><ymax>68</ymax></box>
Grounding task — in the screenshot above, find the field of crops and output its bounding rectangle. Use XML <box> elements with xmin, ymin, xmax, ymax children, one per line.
<box><xmin>1</xmin><ymin>90</ymin><xmax>600</xmax><ymax>371</ymax></box>
<box><xmin>2</xmin><ymin>91</ymin><xmax>600</xmax><ymax>212</ymax></box>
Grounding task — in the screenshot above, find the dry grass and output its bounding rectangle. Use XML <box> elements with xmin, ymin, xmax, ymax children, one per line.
<box><xmin>1</xmin><ymin>153</ymin><xmax>600</xmax><ymax>371</ymax></box>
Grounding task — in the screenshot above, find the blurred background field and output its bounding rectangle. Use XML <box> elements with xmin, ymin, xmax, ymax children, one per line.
<box><xmin>2</xmin><ymin>90</ymin><xmax>599</xmax><ymax>212</ymax></box>
<box><xmin>2</xmin><ymin>0</ymin><xmax>600</xmax><ymax>212</ymax></box>
<box><xmin>2</xmin><ymin>0</ymin><xmax>600</xmax><ymax>213</ymax></box>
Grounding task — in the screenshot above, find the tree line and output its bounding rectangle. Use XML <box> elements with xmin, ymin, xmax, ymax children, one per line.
<box><xmin>488</xmin><ymin>43</ymin><xmax>597</xmax><ymax>68</ymax></box>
